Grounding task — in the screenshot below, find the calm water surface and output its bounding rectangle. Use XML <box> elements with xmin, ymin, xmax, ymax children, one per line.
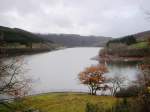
<box><xmin>24</xmin><ymin>47</ymin><xmax>140</xmax><ymax>94</ymax></box>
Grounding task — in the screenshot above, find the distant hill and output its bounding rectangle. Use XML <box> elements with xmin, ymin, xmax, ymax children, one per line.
<box><xmin>38</xmin><ymin>34</ymin><xmax>112</xmax><ymax>47</ymax></box>
<box><xmin>0</xmin><ymin>26</ymin><xmax>59</xmax><ymax>57</ymax></box>
<box><xmin>134</xmin><ymin>30</ymin><xmax>150</xmax><ymax>41</ymax></box>
<box><xmin>0</xmin><ymin>26</ymin><xmax>53</xmax><ymax>43</ymax></box>
<box><xmin>107</xmin><ymin>30</ymin><xmax>150</xmax><ymax>47</ymax></box>
<box><xmin>0</xmin><ymin>26</ymin><xmax>112</xmax><ymax>47</ymax></box>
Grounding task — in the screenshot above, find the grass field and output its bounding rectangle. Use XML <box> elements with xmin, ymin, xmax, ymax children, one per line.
<box><xmin>0</xmin><ymin>92</ymin><xmax>118</xmax><ymax>112</ymax></box>
<box><xmin>130</xmin><ymin>41</ymin><xmax>149</xmax><ymax>49</ymax></box>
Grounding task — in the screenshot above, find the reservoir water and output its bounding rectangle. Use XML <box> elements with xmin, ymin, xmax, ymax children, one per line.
<box><xmin>24</xmin><ymin>47</ymin><xmax>140</xmax><ymax>94</ymax></box>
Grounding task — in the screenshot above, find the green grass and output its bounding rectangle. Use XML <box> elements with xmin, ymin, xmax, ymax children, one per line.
<box><xmin>130</xmin><ymin>41</ymin><xmax>149</xmax><ymax>49</ymax></box>
<box><xmin>0</xmin><ymin>92</ymin><xmax>119</xmax><ymax>112</ymax></box>
<box><xmin>23</xmin><ymin>92</ymin><xmax>117</xmax><ymax>112</ymax></box>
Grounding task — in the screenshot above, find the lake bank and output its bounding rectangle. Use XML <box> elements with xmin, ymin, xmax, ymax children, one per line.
<box><xmin>98</xmin><ymin>48</ymin><xmax>150</xmax><ymax>63</ymax></box>
<box><xmin>97</xmin><ymin>55</ymin><xmax>144</xmax><ymax>63</ymax></box>
<box><xmin>0</xmin><ymin>46</ymin><xmax>65</xmax><ymax>58</ymax></box>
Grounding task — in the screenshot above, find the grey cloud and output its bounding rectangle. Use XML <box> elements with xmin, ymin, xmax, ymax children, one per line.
<box><xmin>0</xmin><ymin>0</ymin><xmax>150</xmax><ymax>37</ymax></box>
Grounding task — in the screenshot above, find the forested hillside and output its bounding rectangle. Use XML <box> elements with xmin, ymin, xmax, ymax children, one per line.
<box><xmin>0</xmin><ymin>26</ymin><xmax>53</xmax><ymax>43</ymax></box>
<box><xmin>99</xmin><ymin>30</ymin><xmax>150</xmax><ymax>63</ymax></box>
<box><xmin>0</xmin><ymin>26</ymin><xmax>58</xmax><ymax>57</ymax></box>
<box><xmin>38</xmin><ymin>34</ymin><xmax>112</xmax><ymax>47</ymax></box>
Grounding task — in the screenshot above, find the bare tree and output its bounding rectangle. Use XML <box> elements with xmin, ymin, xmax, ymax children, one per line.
<box><xmin>107</xmin><ymin>75</ymin><xmax>126</xmax><ymax>96</ymax></box>
<box><xmin>0</xmin><ymin>57</ymin><xmax>31</xmax><ymax>102</ymax></box>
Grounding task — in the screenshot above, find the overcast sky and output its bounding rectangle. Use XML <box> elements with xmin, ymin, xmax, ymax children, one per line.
<box><xmin>0</xmin><ymin>0</ymin><xmax>150</xmax><ymax>37</ymax></box>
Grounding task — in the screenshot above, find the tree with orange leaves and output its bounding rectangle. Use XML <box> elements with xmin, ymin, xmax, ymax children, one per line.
<box><xmin>79</xmin><ymin>64</ymin><xmax>108</xmax><ymax>95</ymax></box>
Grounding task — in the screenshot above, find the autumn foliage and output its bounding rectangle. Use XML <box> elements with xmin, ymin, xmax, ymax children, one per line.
<box><xmin>79</xmin><ymin>64</ymin><xmax>108</xmax><ymax>95</ymax></box>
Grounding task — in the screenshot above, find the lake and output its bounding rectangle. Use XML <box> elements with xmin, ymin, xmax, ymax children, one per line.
<box><xmin>24</xmin><ymin>47</ymin><xmax>140</xmax><ymax>94</ymax></box>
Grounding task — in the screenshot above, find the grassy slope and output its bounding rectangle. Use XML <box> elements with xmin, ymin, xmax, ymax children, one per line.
<box><xmin>20</xmin><ymin>92</ymin><xmax>117</xmax><ymax>112</ymax></box>
<box><xmin>0</xmin><ymin>93</ymin><xmax>118</xmax><ymax>112</ymax></box>
<box><xmin>130</xmin><ymin>41</ymin><xmax>149</xmax><ymax>49</ymax></box>
<box><xmin>26</xmin><ymin>93</ymin><xmax>115</xmax><ymax>112</ymax></box>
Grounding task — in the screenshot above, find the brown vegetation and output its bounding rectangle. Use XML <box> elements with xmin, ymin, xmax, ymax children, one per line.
<box><xmin>79</xmin><ymin>65</ymin><xmax>109</xmax><ymax>95</ymax></box>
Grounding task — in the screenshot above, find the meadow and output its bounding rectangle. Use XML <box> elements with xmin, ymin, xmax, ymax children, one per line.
<box><xmin>0</xmin><ymin>92</ymin><xmax>118</xmax><ymax>112</ymax></box>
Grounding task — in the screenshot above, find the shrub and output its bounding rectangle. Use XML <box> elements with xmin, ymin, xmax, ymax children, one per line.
<box><xmin>85</xmin><ymin>102</ymin><xmax>106</xmax><ymax>112</ymax></box>
<box><xmin>115</xmin><ymin>86</ymin><xmax>141</xmax><ymax>97</ymax></box>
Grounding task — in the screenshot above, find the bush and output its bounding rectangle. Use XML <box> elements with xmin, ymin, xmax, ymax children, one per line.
<box><xmin>112</xmin><ymin>98</ymin><xmax>129</xmax><ymax>112</ymax></box>
<box><xmin>107</xmin><ymin>35</ymin><xmax>136</xmax><ymax>47</ymax></box>
<box><xmin>115</xmin><ymin>86</ymin><xmax>141</xmax><ymax>97</ymax></box>
<box><xmin>85</xmin><ymin>102</ymin><xmax>106</xmax><ymax>112</ymax></box>
<box><xmin>85</xmin><ymin>99</ymin><xmax>130</xmax><ymax>112</ymax></box>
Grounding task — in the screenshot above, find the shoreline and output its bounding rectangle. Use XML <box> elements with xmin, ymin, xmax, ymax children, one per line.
<box><xmin>28</xmin><ymin>91</ymin><xmax>90</xmax><ymax>97</ymax></box>
<box><xmin>99</xmin><ymin>55</ymin><xmax>144</xmax><ymax>63</ymax></box>
<box><xmin>0</xmin><ymin>48</ymin><xmax>54</xmax><ymax>58</ymax></box>
<box><xmin>93</xmin><ymin>54</ymin><xmax>144</xmax><ymax>64</ymax></box>
<box><xmin>0</xmin><ymin>47</ymin><xmax>77</xmax><ymax>58</ymax></box>
<box><xmin>97</xmin><ymin>48</ymin><xmax>149</xmax><ymax>63</ymax></box>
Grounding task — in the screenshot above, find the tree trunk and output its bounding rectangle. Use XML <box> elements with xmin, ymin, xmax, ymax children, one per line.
<box><xmin>90</xmin><ymin>86</ymin><xmax>95</xmax><ymax>95</ymax></box>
